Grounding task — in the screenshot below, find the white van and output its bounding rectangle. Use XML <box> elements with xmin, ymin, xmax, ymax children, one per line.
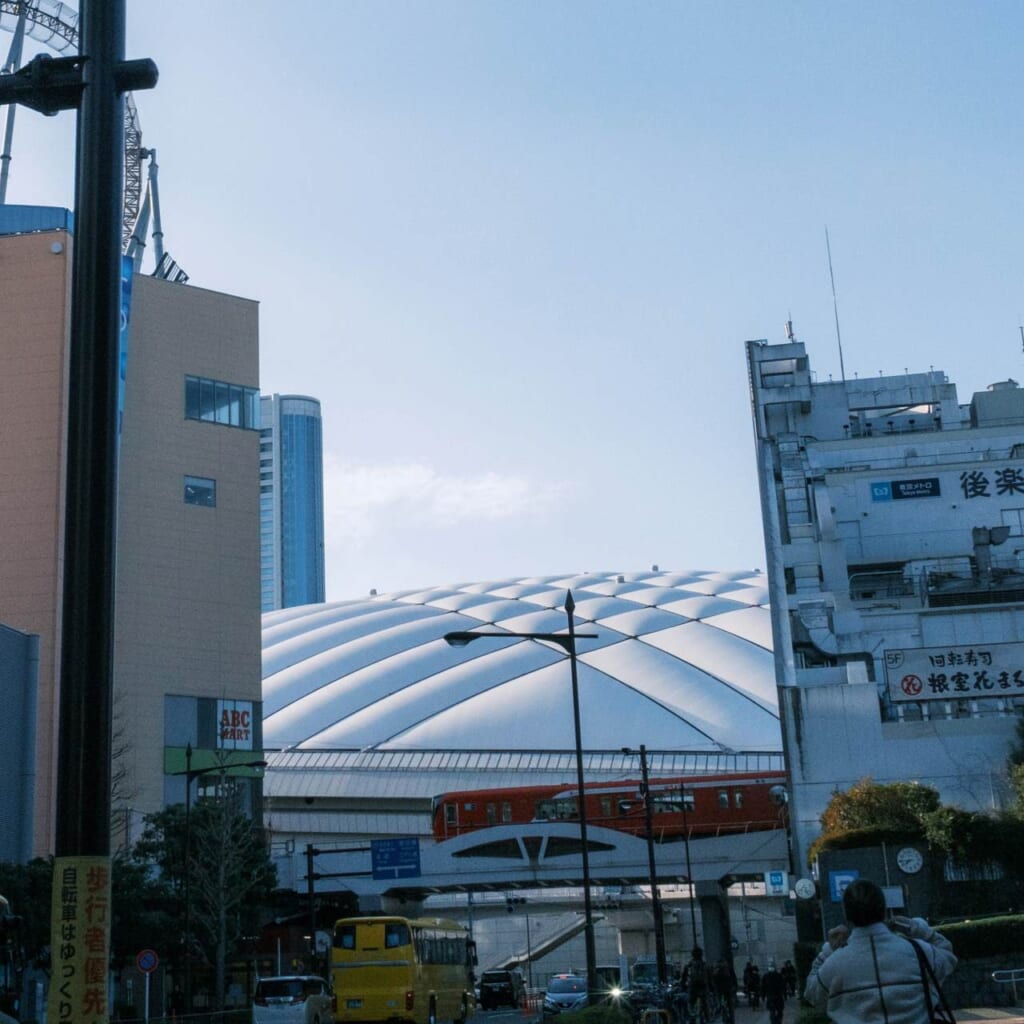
<box><xmin>252</xmin><ymin>975</ymin><xmax>335</xmax><ymax>1024</ymax></box>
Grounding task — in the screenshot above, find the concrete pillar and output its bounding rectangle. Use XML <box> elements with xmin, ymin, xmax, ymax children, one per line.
<box><xmin>695</xmin><ymin>881</ymin><xmax>732</xmax><ymax>963</ymax></box>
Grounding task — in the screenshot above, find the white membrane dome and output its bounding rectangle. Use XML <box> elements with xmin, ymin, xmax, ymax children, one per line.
<box><xmin>261</xmin><ymin>570</ymin><xmax>781</xmax><ymax>755</ymax></box>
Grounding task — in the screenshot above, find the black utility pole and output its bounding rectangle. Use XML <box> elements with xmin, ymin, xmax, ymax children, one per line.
<box><xmin>55</xmin><ymin>0</ymin><xmax>127</xmax><ymax>862</ymax></box>
<box><xmin>637</xmin><ymin>746</ymin><xmax>667</xmax><ymax>983</ymax></box>
<box><xmin>0</xmin><ymin>5</ymin><xmax>155</xmax><ymax>1018</ymax></box>
<box><xmin>622</xmin><ymin>746</ymin><xmax>667</xmax><ymax>984</ymax></box>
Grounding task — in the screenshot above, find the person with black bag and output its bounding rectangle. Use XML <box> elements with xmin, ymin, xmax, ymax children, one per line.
<box><xmin>804</xmin><ymin>878</ymin><xmax>957</xmax><ymax>1023</ymax></box>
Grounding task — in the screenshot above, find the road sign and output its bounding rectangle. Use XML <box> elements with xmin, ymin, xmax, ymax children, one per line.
<box><xmin>828</xmin><ymin>870</ymin><xmax>859</xmax><ymax>903</ymax></box>
<box><xmin>371</xmin><ymin>838</ymin><xmax>421</xmax><ymax>880</ymax></box>
<box><xmin>764</xmin><ymin>870</ymin><xmax>788</xmax><ymax>896</ymax></box>
<box><xmin>136</xmin><ymin>948</ymin><xmax>158</xmax><ymax>974</ymax></box>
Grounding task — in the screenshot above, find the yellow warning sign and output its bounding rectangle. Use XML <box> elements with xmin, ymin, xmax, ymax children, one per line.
<box><xmin>47</xmin><ymin>856</ymin><xmax>111</xmax><ymax>1024</ymax></box>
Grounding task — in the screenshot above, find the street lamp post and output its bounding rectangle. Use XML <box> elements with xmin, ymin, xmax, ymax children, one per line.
<box><xmin>445</xmin><ymin>589</ymin><xmax>599</xmax><ymax>1002</ymax></box>
<box><xmin>506</xmin><ymin>896</ymin><xmax>534</xmax><ymax>992</ymax></box>
<box><xmin>174</xmin><ymin>743</ymin><xmax>266</xmax><ymax>1010</ymax></box>
<box><xmin>679</xmin><ymin>781</ymin><xmax>698</xmax><ymax>949</ymax></box>
<box><xmin>621</xmin><ymin>745</ymin><xmax>666</xmax><ymax>984</ymax></box>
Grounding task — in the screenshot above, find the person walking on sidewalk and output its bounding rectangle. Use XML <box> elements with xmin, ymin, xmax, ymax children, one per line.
<box><xmin>743</xmin><ymin>961</ymin><xmax>760</xmax><ymax>1010</ymax></box>
<box><xmin>804</xmin><ymin>878</ymin><xmax>957</xmax><ymax>1024</ymax></box>
<box><xmin>712</xmin><ymin>958</ymin><xmax>736</xmax><ymax>1024</ymax></box>
<box><xmin>760</xmin><ymin>961</ymin><xmax>787</xmax><ymax>1024</ymax></box>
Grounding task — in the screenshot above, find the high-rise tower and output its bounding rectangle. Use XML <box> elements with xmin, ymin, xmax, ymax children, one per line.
<box><xmin>259</xmin><ymin>394</ymin><xmax>326</xmax><ymax>611</ymax></box>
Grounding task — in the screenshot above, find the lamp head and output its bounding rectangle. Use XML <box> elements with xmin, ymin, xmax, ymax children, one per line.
<box><xmin>444</xmin><ymin>632</ymin><xmax>477</xmax><ymax>648</ymax></box>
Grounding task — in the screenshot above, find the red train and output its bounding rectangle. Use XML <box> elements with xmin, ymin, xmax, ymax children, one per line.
<box><xmin>431</xmin><ymin>771</ymin><xmax>788</xmax><ymax>841</ymax></box>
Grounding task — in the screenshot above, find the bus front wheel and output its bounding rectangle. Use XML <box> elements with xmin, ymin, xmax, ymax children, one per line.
<box><xmin>454</xmin><ymin>995</ymin><xmax>469</xmax><ymax>1024</ymax></box>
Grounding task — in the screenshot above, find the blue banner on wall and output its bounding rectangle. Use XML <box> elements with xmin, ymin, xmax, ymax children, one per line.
<box><xmin>871</xmin><ymin>478</ymin><xmax>941</xmax><ymax>501</ymax></box>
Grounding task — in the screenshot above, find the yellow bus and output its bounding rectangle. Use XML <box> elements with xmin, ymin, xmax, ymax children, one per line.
<box><xmin>332</xmin><ymin>916</ymin><xmax>477</xmax><ymax>1024</ymax></box>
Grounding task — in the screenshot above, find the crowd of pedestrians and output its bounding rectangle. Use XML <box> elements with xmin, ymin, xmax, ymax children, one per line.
<box><xmin>738</xmin><ymin>956</ymin><xmax>796</xmax><ymax>1021</ymax></box>
<box><xmin>648</xmin><ymin>878</ymin><xmax>956</xmax><ymax>1024</ymax></box>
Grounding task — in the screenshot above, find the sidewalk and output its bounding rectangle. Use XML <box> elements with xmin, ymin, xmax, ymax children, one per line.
<box><xmin>733</xmin><ymin>1000</ymin><xmax>800</xmax><ymax>1024</ymax></box>
<box><xmin>730</xmin><ymin>1000</ymin><xmax>1024</xmax><ymax>1023</ymax></box>
<box><xmin>955</xmin><ymin>1012</ymin><xmax>1024</xmax><ymax>1022</ymax></box>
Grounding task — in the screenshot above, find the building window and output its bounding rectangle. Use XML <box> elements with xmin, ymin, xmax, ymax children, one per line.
<box><xmin>1001</xmin><ymin>508</ymin><xmax>1024</xmax><ymax>536</ymax></box>
<box><xmin>184</xmin><ymin>375</ymin><xmax>259</xmax><ymax>429</ymax></box>
<box><xmin>184</xmin><ymin>475</ymin><xmax>216</xmax><ymax>507</ymax></box>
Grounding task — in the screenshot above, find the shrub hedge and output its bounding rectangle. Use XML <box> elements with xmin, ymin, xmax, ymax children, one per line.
<box><xmin>937</xmin><ymin>914</ymin><xmax>1024</xmax><ymax>960</ymax></box>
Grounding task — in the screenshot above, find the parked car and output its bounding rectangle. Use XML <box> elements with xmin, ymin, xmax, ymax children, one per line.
<box><xmin>253</xmin><ymin>975</ymin><xmax>335</xmax><ymax>1024</ymax></box>
<box><xmin>542</xmin><ymin>975</ymin><xmax>588</xmax><ymax>1017</ymax></box>
<box><xmin>479</xmin><ymin>969</ymin><xmax>526</xmax><ymax>1009</ymax></box>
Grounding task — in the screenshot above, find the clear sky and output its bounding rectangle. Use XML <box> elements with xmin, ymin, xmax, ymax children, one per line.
<box><xmin>6</xmin><ymin>2</ymin><xmax>1024</xmax><ymax>600</ymax></box>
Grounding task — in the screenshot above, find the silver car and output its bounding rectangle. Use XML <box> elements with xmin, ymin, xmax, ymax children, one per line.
<box><xmin>253</xmin><ymin>975</ymin><xmax>335</xmax><ymax>1024</ymax></box>
<box><xmin>542</xmin><ymin>975</ymin><xmax>588</xmax><ymax>1017</ymax></box>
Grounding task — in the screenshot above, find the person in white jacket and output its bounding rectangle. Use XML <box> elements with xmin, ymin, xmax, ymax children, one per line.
<box><xmin>804</xmin><ymin>878</ymin><xmax>957</xmax><ymax>1024</ymax></box>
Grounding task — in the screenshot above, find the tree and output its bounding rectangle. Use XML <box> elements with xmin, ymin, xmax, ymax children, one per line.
<box><xmin>818</xmin><ymin>777</ymin><xmax>940</xmax><ymax>835</ymax></box>
<box><xmin>189</xmin><ymin>780</ymin><xmax>276</xmax><ymax>1008</ymax></box>
<box><xmin>811</xmin><ymin>776</ymin><xmax>1024</xmax><ymax>883</ymax></box>
<box><xmin>135</xmin><ymin>782</ymin><xmax>276</xmax><ymax>1008</ymax></box>
<box><xmin>110</xmin><ymin>852</ymin><xmax>178</xmax><ymax>968</ymax></box>
<box><xmin>0</xmin><ymin>858</ymin><xmax>52</xmax><ymax>963</ymax></box>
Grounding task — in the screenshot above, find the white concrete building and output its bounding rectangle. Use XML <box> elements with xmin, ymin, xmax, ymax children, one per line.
<box><xmin>747</xmin><ymin>336</ymin><xmax>1024</xmax><ymax>870</ymax></box>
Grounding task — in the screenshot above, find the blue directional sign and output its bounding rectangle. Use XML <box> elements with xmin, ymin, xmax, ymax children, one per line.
<box><xmin>829</xmin><ymin>869</ymin><xmax>859</xmax><ymax>902</ymax></box>
<box><xmin>371</xmin><ymin>838</ymin><xmax>421</xmax><ymax>880</ymax></box>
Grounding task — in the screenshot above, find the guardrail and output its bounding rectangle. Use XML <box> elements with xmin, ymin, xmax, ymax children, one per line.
<box><xmin>992</xmin><ymin>969</ymin><xmax>1024</xmax><ymax>1003</ymax></box>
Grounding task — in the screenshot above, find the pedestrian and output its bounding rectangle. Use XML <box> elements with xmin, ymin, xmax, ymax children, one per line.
<box><xmin>743</xmin><ymin>961</ymin><xmax>760</xmax><ymax>1009</ymax></box>
<box><xmin>168</xmin><ymin>985</ymin><xmax>185</xmax><ymax>1018</ymax></box>
<box><xmin>804</xmin><ymin>878</ymin><xmax>957</xmax><ymax>1023</ymax></box>
<box><xmin>686</xmin><ymin>947</ymin><xmax>711</xmax><ymax>1024</ymax></box>
<box><xmin>781</xmin><ymin>960</ymin><xmax>797</xmax><ymax>998</ymax></box>
<box><xmin>761</xmin><ymin>960</ymin><xmax>787</xmax><ymax>1024</ymax></box>
<box><xmin>712</xmin><ymin>958</ymin><xmax>736</xmax><ymax>1024</ymax></box>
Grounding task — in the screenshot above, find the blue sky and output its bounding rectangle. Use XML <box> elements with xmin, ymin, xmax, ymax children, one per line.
<box><xmin>6</xmin><ymin>2</ymin><xmax>1024</xmax><ymax>600</ymax></box>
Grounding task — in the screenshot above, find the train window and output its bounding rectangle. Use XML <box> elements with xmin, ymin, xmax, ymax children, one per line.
<box><xmin>734</xmin><ymin>790</ymin><xmax>744</xmax><ymax>808</ymax></box>
<box><xmin>502</xmin><ymin>801</ymin><xmax>512</xmax><ymax>823</ymax></box>
<box><xmin>486</xmin><ymin>803</ymin><xmax>497</xmax><ymax>824</ymax></box>
<box><xmin>652</xmin><ymin>794</ymin><xmax>675</xmax><ymax>814</ymax></box>
<box><xmin>682</xmin><ymin>791</ymin><xmax>695</xmax><ymax>812</ymax></box>
<box><xmin>537</xmin><ymin>797</ymin><xmax>577</xmax><ymax>820</ymax></box>
<box><xmin>464</xmin><ymin>803</ymin><xmax>475</xmax><ymax>811</ymax></box>
<box><xmin>718</xmin><ymin>790</ymin><xmax>729</xmax><ymax>809</ymax></box>
<box><xmin>600</xmin><ymin>797</ymin><xmax>612</xmax><ymax>817</ymax></box>
<box><xmin>445</xmin><ymin>805</ymin><xmax>456</xmax><ymax>826</ymax></box>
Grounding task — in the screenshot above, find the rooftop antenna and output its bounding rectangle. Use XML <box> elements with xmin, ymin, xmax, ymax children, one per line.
<box><xmin>0</xmin><ymin>2</ymin><xmax>28</xmax><ymax>204</ymax></box>
<box><xmin>825</xmin><ymin>226</ymin><xmax>847</xmax><ymax>382</ymax></box>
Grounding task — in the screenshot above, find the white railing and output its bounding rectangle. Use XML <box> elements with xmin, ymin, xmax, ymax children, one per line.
<box><xmin>991</xmin><ymin>968</ymin><xmax>1024</xmax><ymax>1004</ymax></box>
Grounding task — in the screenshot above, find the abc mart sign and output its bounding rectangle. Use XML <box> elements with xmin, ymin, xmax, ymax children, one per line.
<box><xmin>884</xmin><ymin>642</ymin><xmax>1024</xmax><ymax>702</ymax></box>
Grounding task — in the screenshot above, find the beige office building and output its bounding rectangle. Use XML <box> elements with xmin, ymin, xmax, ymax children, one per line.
<box><xmin>0</xmin><ymin>206</ymin><xmax>263</xmax><ymax>856</ymax></box>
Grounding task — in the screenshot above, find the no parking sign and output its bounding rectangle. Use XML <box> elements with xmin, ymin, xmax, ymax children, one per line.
<box><xmin>136</xmin><ymin>949</ymin><xmax>158</xmax><ymax>974</ymax></box>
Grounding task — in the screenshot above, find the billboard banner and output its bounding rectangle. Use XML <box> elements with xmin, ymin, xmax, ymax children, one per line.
<box><xmin>884</xmin><ymin>642</ymin><xmax>1024</xmax><ymax>702</ymax></box>
<box><xmin>217</xmin><ymin>699</ymin><xmax>254</xmax><ymax>750</ymax></box>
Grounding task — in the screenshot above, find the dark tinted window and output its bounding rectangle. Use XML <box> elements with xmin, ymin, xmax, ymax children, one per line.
<box><xmin>257</xmin><ymin>979</ymin><xmax>304</xmax><ymax>1000</ymax></box>
<box><xmin>548</xmin><ymin>978</ymin><xmax>586</xmax><ymax>994</ymax></box>
<box><xmin>385</xmin><ymin>923</ymin><xmax>411</xmax><ymax>948</ymax></box>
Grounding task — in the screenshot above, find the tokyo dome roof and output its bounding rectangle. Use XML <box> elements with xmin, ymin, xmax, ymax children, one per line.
<box><xmin>261</xmin><ymin>570</ymin><xmax>781</xmax><ymax>756</ymax></box>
